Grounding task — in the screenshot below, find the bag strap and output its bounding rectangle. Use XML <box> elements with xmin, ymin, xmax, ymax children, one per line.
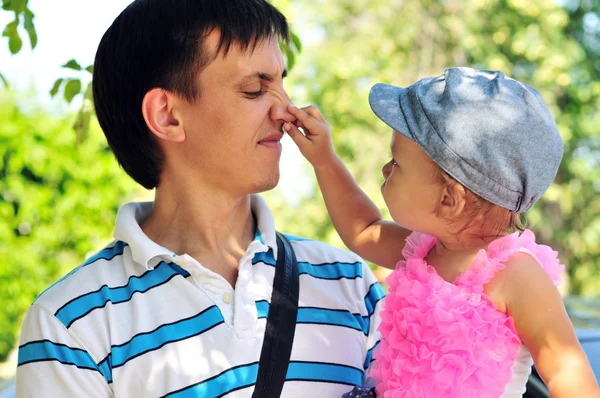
<box><xmin>253</xmin><ymin>232</ymin><xmax>299</xmax><ymax>398</ymax></box>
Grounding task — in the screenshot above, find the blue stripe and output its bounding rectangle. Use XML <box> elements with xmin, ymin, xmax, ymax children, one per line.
<box><xmin>255</xmin><ymin>302</ymin><xmax>369</xmax><ymax>334</ymax></box>
<box><xmin>286</xmin><ymin>361</ymin><xmax>363</xmax><ymax>386</ymax></box>
<box><xmin>97</xmin><ymin>354</ymin><xmax>113</xmax><ymax>383</ymax></box>
<box><xmin>252</xmin><ymin>252</ymin><xmax>363</xmax><ymax>280</ymax></box>
<box><xmin>110</xmin><ymin>305</ymin><xmax>224</xmax><ymax>369</ymax></box>
<box><xmin>364</xmin><ymin>340</ymin><xmax>380</xmax><ymax>369</ymax></box>
<box><xmin>82</xmin><ymin>241</ymin><xmax>128</xmax><ymax>267</ymax></box>
<box><xmin>364</xmin><ymin>282</ymin><xmax>385</xmax><ymax>316</ymax></box>
<box><xmin>18</xmin><ymin>340</ymin><xmax>100</xmax><ymax>373</ymax></box>
<box><xmin>255</xmin><ymin>300</ymin><xmax>269</xmax><ymax>318</ymax></box>
<box><xmin>165</xmin><ymin>361</ymin><xmax>362</xmax><ymax>397</ymax></box>
<box><xmin>164</xmin><ymin>362</ymin><xmax>258</xmax><ymax>397</ymax></box>
<box><xmin>297</xmin><ymin>307</ymin><xmax>369</xmax><ymax>335</ymax></box>
<box><xmin>254</xmin><ymin>228</ymin><xmax>265</xmax><ymax>245</ymax></box>
<box><xmin>281</xmin><ymin>233</ymin><xmax>312</xmax><ymax>242</ymax></box>
<box><xmin>55</xmin><ymin>261</ymin><xmax>190</xmax><ymax>328</ymax></box>
<box><xmin>35</xmin><ymin>241</ymin><xmax>128</xmax><ymax>303</ymax></box>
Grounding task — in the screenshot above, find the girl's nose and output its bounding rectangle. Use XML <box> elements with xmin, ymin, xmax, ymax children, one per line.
<box><xmin>382</xmin><ymin>161</ymin><xmax>392</xmax><ymax>180</ymax></box>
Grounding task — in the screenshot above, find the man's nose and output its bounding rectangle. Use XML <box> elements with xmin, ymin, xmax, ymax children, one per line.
<box><xmin>269</xmin><ymin>88</ymin><xmax>295</xmax><ymax>123</ymax></box>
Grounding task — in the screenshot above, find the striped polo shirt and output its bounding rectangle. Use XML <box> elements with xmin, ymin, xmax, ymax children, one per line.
<box><xmin>16</xmin><ymin>195</ymin><xmax>384</xmax><ymax>397</ymax></box>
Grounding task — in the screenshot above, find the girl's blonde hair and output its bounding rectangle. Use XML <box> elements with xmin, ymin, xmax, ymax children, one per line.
<box><xmin>432</xmin><ymin>168</ymin><xmax>525</xmax><ymax>239</ymax></box>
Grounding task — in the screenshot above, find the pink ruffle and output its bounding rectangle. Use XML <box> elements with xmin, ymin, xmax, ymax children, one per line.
<box><xmin>372</xmin><ymin>230</ymin><xmax>564</xmax><ymax>398</ymax></box>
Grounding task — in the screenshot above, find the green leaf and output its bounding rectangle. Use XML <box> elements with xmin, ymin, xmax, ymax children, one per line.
<box><xmin>3</xmin><ymin>18</ymin><xmax>22</xmax><ymax>54</ymax></box>
<box><xmin>63</xmin><ymin>79</ymin><xmax>81</xmax><ymax>103</ymax></box>
<box><xmin>49</xmin><ymin>78</ymin><xmax>64</xmax><ymax>97</ymax></box>
<box><xmin>286</xmin><ymin>47</ymin><xmax>295</xmax><ymax>71</ymax></box>
<box><xmin>83</xmin><ymin>81</ymin><xmax>93</xmax><ymax>100</ymax></box>
<box><xmin>291</xmin><ymin>31</ymin><xmax>302</xmax><ymax>52</ymax></box>
<box><xmin>62</xmin><ymin>59</ymin><xmax>82</xmax><ymax>71</ymax></box>
<box><xmin>8</xmin><ymin>32</ymin><xmax>22</xmax><ymax>54</ymax></box>
<box><xmin>0</xmin><ymin>72</ymin><xmax>8</xmax><ymax>88</ymax></box>
<box><xmin>23</xmin><ymin>8</ymin><xmax>36</xmax><ymax>49</ymax></box>
<box><xmin>1</xmin><ymin>19</ymin><xmax>15</xmax><ymax>37</ymax></box>
<box><xmin>73</xmin><ymin>109</ymin><xmax>92</xmax><ymax>146</ymax></box>
<box><xmin>74</xmin><ymin>83</ymin><xmax>94</xmax><ymax>145</ymax></box>
<box><xmin>2</xmin><ymin>0</ymin><xmax>26</xmax><ymax>12</ymax></box>
<box><xmin>85</xmin><ymin>64</ymin><xmax>94</xmax><ymax>74</ymax></box>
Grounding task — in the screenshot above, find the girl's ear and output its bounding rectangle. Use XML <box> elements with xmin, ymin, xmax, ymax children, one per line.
<box><xmin>438</xmin><ymin>181</ymin><xmax>467</xmax><ymax>221</ymax></box>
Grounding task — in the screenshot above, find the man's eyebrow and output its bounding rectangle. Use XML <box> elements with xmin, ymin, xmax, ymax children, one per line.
<box><xmin>237</xmin><ymin>69</ymin><xmax>288</xmax><ymax>85</ymax></box>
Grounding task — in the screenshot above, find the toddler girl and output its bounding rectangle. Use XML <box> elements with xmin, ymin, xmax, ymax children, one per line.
<box><xmin>284</xmin><ymin>67</ymin><xmax>599</xmax><ymax>397</ymax></box>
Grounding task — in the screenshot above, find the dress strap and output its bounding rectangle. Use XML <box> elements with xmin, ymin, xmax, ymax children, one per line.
<box><xmin>398</xmin><ymin>232</ymin><xmax>437</xmax><ymax>268</ymax></box>
<box><xmin>456</xmin><ymin>230</ymin><xmax>564</xmax><ymax>295</ymax></box>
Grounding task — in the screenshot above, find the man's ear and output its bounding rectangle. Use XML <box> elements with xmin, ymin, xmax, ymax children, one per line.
<box><xmin>438</xmin><ymin>181</ymin><xmax>467</xmax><ymax>220</ymax></box>
<box><xmin>142</xmin><ymin>88</ymin><xmax>185</xmax><ymax>143</ymax></box>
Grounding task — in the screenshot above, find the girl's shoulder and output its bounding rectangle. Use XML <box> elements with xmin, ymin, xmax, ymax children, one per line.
<box><xmin>455</xmin><ymin>229</ymin><xmax>564</xmax><ymax>311</ymax></box>
<box><xmin>486</xmin><ymin>229</ymin><xmax>564</xmax><ymax>286</ymax></box>
<box><xmin>458</xmin><ymin>229</ymin><xmax>563</xmax><ymax>289</ymax></box>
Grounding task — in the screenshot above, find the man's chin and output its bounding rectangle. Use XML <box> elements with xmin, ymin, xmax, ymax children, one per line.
<box><xmin>251</xmin><ymin>172</ymin><xmax>280</xmax><ymax>194</ymax></box>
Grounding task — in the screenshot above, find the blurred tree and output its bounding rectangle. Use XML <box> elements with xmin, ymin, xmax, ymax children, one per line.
<box><xmin>0</xmin><ymin>94</ymin><xmax>139</xmax><ymax>362</ymax></box>
<box><xmin>271</xmin><ymin>0</ymin><xmax>600</xmax><ymax>296</ymax></box>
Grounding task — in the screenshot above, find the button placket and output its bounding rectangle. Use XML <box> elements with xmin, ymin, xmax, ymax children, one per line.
<box><xmin>231</xmin><ymin>252</ymin><xmax>261</xmax><ymax>336</ymax></box>
<box><xmin>222</xmin><ymin>292</ymin><xmax>233</xmax><ymax>304</ymax></box>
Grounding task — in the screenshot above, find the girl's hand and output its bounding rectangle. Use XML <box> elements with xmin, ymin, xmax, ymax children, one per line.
<box><xmin>284</xmin><ymin>104</ymin><xmax>337</xmax><ymax>168</ymax></box>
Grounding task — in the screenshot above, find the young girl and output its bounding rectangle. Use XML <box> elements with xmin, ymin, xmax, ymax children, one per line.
<box><xmin>283</xmin><ymin>67</ymin><xmax>599</xmax><ymax>397</ymax></box>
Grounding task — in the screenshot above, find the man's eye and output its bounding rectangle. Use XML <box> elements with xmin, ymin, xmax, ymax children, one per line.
<box><xmin>244</xmin><ymin>90</ymin><xmax>264</xmax><ymax>98</ymax></box>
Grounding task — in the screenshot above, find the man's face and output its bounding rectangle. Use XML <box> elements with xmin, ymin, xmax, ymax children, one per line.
<box><xmin>173</xmin><ymin>32</ymin><xmax>293</xmax><ymax>196</ymax></box>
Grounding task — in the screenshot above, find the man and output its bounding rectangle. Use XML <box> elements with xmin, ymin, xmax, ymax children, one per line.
<box><xmin>16</xmin><ymin>0</ymin><xmax>384</xmax><ymax>396</ymax></box>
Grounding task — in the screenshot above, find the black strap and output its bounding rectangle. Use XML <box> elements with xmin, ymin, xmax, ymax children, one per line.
<box><xmin>253</xmin><ymin>232</ymin><xmax>299</xmax><ymax>398</ymax></box>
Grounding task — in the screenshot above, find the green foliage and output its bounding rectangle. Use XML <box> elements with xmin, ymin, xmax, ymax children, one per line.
<box><xmin>273</xmin><ymin>0</ymin><xmax>600</xmax><ymax>295</ymax></box>
<box><xmin>0</xmin><ymin>94</ymin><xmax>139</xmax><ymax>362</ymax></box>
<box><xmin>48</xmin><ymin>66</ymin><xmax>94</xmax><ymax>145</ymax></box>
<box><xmin>1</xmin><ymin>0</ymin><xmax>36</xmax><ymax>56</ymax></box>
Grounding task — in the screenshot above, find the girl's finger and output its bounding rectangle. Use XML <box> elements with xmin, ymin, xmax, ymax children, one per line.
<box><xmin>284</xmin><ymin>122</ymin><xmax>310</xmax><ymax>150</ymax></box>
<box><xmin>302</xmin><ymin>105</ymin><xmax>325</xmax><ymax>122</ymax></box>
<box><xmin>287</xmin><ymin>105</ymin><xmax>322</xmax><ymax>132</ymax></box>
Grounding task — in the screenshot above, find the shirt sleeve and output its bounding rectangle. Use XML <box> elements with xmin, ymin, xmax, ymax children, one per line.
<box><xmin>16</xmin><ymin>302</ymin><xmax>113</xmax><ymax>398</ymax></box>
<box><xmin>361</xmin><ymin>262</ymin><xmax>385</xmax><ymax>386</ymax></box>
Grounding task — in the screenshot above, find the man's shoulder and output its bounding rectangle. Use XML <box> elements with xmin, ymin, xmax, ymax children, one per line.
<box><xmin>281</xmin><ymin>233</ymin><xmax>381</xmax><ymax>284</ymax></box>
<box><xmin>33</xmin><ymin>240</ymin><xmax>131</xmax><ymax>312</ymax></box>
<box><xmin>281</xmin><ymin>233</ymin><xmax>385</xmax><ymax>319</ymax></box>
<box><xmin>283</xmin><ymin>233</ymin><xmax>363</xmax><ymax>263</ymax></box>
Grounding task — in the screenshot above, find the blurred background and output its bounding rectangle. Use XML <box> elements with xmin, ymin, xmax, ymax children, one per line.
<box><xmin>1</xmin><ymin>0</ymin><xmax>599</xmax><ymax>385</ymax></box>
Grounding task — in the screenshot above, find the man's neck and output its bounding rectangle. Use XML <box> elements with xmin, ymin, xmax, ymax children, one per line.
<box><xmin>140</xmin><ymin>186</ymin><xmax>256</xmax><ymax>288</ymax></box>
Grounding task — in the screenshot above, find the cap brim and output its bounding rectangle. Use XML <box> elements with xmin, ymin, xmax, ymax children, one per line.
<box><xmin>368</xmin><ymin>83</ymin><xmax>413</xmax><ymax>141</ymax></box>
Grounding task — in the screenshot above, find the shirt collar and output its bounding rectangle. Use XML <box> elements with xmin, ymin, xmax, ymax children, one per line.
<box><xmin>113</xmin><ymin>194</ymin><xmax>278</xmax><ymax>270</ymax></box>
<box><xmin>251</xmin><ymin>194</ymin><xmax>278</xmax><ymax>258</ymax></box>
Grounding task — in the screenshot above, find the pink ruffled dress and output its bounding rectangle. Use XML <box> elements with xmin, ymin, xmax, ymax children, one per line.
<box><xmin>371</xmin><ymin>229</ymin><xmax>564</xmax><ymax>398</ymax></box>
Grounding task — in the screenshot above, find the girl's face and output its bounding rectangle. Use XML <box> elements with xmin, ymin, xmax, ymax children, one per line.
<box><xmin>381</xmin><ymin>131</ymin><xmax>444</xmax><ymax>233</ymax></box>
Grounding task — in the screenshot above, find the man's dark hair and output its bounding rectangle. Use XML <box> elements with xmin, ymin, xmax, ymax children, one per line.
<box><xmin>92</xmin><ymin>0</ymin><xmax>290</xmax><ymax>189</ymax></box>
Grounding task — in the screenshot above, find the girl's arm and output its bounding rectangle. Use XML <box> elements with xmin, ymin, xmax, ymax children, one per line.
<box><xmin>498</xmin><ymin>253</ymin><xmax>599</xmax><ymax>397</ymax></box>
<box><xmin>285</xmin><ymin>104</ymin><xmax>410</xmax><ymax>269</ymax></box>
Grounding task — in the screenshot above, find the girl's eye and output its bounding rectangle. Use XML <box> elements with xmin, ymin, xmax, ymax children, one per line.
<box><xmin>244</xmin><ymin>90</ymin><xmax>264</xmax><ymax>99</ymax></box>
